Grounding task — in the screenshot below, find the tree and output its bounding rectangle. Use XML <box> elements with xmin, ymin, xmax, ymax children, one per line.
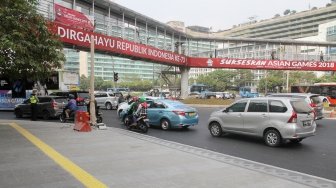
<box><xmin>235</xmin><ymin>69</ymin><xmax>254</xmax><ymax>87</ymax></box>
<box><xmin>79</xmin><ymin>75</ymin><xmax>89</xmax><ymax>90</ymax></box>
<box><xmin>274</xmin><ymin>14</ymin><xmax>281</xmax><ymax>18</ymax></box>
<box><xmin>196</xmin><ymin>70</ymin><xmax>237</xmax><ymax>91</ymax></box>
<box><xmin>283</xmin><ymin>9</ymin><xmax>291</xmax><ymax>15</ymax></box>
<box><xmin>0</xmin><ymin>0</ymin><xmax>65</xmax><ymax>80</ymax></box>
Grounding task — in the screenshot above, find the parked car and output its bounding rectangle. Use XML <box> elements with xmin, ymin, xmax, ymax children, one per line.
<box><xmin>49</xmin><ymin>91</ymin><xmax>89</xmax><ymax>106</ymax></box>
<box><xmin>208</xmin><ymin>97</ymin><xmax>316</xmax><ymax>147</ymax></box>
<box><xmin>94</xmin><ymin>92</ymin><xmax>118</xmax><ymax>110</ymax></box>
<box><xmin>267</xmin><ymin>93</ymin><xmax>323</xmax><ymax>120</ymax></box>
<box><xmin>14</xmin><ymin>96</ymin><xmax>68</xmax><ymax>120</ymax></box>
<box><xmin>147</xmin><ymin>99</ymin><xmax>199</xmax><ymax>130</ymax></box>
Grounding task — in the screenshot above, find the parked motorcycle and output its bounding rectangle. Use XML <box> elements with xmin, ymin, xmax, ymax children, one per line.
<box><xmin>124</xmin><ymin>113</ymin><xmax>149</xmax><ymax>133</ymax></box>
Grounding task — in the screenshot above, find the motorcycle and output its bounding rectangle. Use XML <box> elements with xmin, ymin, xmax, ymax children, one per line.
<box><xmin>59</xmin><ymin>107</ymin><xmax>103</xmax><ymax>123</ymax></box>
<box><xmin>124</xmin><ymin>113</ymin><xmax>149</xmax><ymax>133</ymax></box>
<box><xmin>59</xmin><ymin>108</ymin><xmax>76</xmax><ymax>123</ymax></box>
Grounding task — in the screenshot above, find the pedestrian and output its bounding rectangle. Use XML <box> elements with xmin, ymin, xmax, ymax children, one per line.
<box><xmin>271</xmin><ymin>50</ymin><xmax>275</xmax><ymax>60</ymax></box>
<box><xmin>320</xmin><ymin>51</ymin><xmax>324</xmax><ymax>62</ymax></box>
<box><xmin>29</xmin><ymin>90</ymin><xmax>39</xmax><ymax>121</ymax></box>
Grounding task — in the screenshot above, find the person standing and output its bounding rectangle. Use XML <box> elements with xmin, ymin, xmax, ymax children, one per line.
<box><xmin>29</xmin><ymin>91</ymin><xmax>39</xmax><ymax>121</ymax></box>
<box><xmin>320</xmin><ymin>51</ymin><xmax>324</xmax><ymax>62</ymax></box>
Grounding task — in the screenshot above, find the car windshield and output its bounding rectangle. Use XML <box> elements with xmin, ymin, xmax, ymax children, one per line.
<box><xmin>310</xmin><ymin>96</ymin><xmax>321</xmax><ymax>104</ymax></box>
<box><xmin>290</xmin><ymin>100</ymin><xmax>313</xmax><ymax>113</ymax></box>
<box><xmin>77</xmin><ymin>92</ymin><xmax>89</xmax><ymax>98</ymax></box>
<box><xmin>54</xmin><ymin>98</ymin><xmax>68</xmax><ymax>103</ymax></box>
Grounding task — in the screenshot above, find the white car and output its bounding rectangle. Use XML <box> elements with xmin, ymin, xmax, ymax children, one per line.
<box><xmin>95</xmin><ymin>92</ymin><xmax>118</xmax><ymax>110</ymax></box>
<box><xmin>117</xmin><ymin>101</ymin><xmax>129</xmax><ymax>117</ymax></box>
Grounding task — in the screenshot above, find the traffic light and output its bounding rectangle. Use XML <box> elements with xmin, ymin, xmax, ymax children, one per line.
<box><xmin>114</xmin><ymin>72</ymin><xmax>118</xmax><ymax>82</ymax></box>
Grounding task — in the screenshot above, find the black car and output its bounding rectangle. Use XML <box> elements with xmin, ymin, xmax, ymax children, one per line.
<box><xmin>14</xmin><ymin>96</ymin><xmax>68</xmax><ymax>120</ymax></box>
<box><xmin>49</xmin><ymin>91</ymin><xmax>89</xmax><ymax>106</ymax></box>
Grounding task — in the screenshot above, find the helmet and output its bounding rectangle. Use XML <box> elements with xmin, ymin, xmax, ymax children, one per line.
<box><xmin>139</xmin><ymin>97</ymin><xmax>146</xmax><ymax>103</ymax></box>
<box><xmin>69</xmin><ymin>94</ymin><xmax>75</xmax><ymax>99</ymax></box>
<box><xmin>132</xmin><ymin>96</ymin><xmax>139</xmax><ymax>102</ymax></box>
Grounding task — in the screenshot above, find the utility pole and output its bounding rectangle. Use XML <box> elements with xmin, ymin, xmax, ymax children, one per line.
<box><xmin>89</xmin><ymin>35</ymin><xmax>96</xmax><ymax>125</ymax></box>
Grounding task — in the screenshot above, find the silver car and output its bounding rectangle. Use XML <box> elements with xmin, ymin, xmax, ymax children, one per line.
<box><xmin>94</xmin><ymin>92</ymin><xmax>118</xmax><ymax>110</ymax></box>
<box><xmin>208</xmin><ymin>97</ymin><xmax>316</xmax><ymax>147</ymax></box>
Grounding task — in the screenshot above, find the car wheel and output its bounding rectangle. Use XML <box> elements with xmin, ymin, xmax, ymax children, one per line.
<box><xmin>106</xmin><ymin>102</ymin><xmax>112</xmax><ymax>110</ymax></box>
<box><xmin>264</xmin><ymin>129</ymin><xmax>282</xmax><ymax>147</ymax></box>
<box><xmin>42</xmin><ymin>110</ymin><xmax>50</xmax><ymax>120</ymax></box>
<box><xmin>209</xmin><ymin>122</ymin><xmax>222</xmax><ymax>137</ymax></box>
<box><xmin>160</xmin><ymin>119</ymin><xmax>170</xmax><ymax>130</ymax></box>
<box><xmin>15</xmin><ymin>109</ymin><xmax>23</xmax><ymax>118</ymax></box>
<box><xmin>123</xmin><ymin>115</ymin><xmax>129</xmax><ymax>126</ymax></box>
<box><xmin>117</xmin><ymin>110</ymin><xmax>122</xmax><ymax>117</ymax></box>
<box><xmin>290</xmin><ymin>138</ymin><xmax>303</xmax><ymax>144</ymax></box>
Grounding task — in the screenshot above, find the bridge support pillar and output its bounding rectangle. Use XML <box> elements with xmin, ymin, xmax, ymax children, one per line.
<box><xmin>180</xmin><ymin>67</ymin><xmax>190</xmax><ymax>99</ymax></box>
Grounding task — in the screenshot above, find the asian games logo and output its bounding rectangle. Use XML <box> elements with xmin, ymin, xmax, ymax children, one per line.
<box><xmin>207</xmin><ymin>59</ymin><xmax>213</xmax><ymax>67</ymax></box>
<box><xmin>56</xmin><ymin>8</ymin><xmax>63</xmax><ymax>16</ymax></box>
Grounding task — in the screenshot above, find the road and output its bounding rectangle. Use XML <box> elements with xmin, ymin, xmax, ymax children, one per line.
<box><xmin>101</xmin><ymin>107</ymin><xmax>336</xmax><ymax>181</ymax></box>
<box><xmin>1</xmin><ymin>108</ymin><xmax>335</xmax><ymax>180</ymax></box>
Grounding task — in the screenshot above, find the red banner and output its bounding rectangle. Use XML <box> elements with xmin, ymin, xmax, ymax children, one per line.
<box><xmin>49</xmin><ymin>22</ymin><xmax>336</xmax><ymax>71</ymax></box>
<box><xmin>50</xmin><ymin>23</ymin><xmax>187</xmax><ymax>66</ymax></box>
<box><xmin>54</xmin><ymin>4</ymin><xmax>94</xmax><ymax>31</ymax></box>
<box><xmin>187</xmin><ymin>57</ymin><xmax>336</xmax><ymax>71</ymax></box>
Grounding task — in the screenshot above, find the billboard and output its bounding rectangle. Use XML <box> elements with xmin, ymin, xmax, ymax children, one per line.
<box><xmin>54</xmin><ymin>4</ymin><xmax>94</xmax><ymax>31</ymax></box>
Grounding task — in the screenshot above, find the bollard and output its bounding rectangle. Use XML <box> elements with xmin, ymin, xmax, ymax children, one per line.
<box><xmin>73</xmin><ymin>111</ymin><xmax>91</xmax><ymax>132</ymax></box>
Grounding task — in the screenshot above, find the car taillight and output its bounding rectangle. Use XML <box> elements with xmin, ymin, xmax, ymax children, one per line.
<box><xmin>173</xmin><ymin>110</ymin><xmax>186</xmax><ymax>116</ymax></box>
<box><xmin>310</xmin><ymin>103</ymin><xmax>317</xmax><ymax>108</ymax></box>
<box><xmin>288</xmin><ymin>111</ymin><xmax>297</xmax><ymax>123</ymax></box>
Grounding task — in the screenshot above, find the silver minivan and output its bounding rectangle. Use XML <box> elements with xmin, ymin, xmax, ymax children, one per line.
<box><xmin>208</xmin><ymin>97</ymin><xmax>316</xmax><ymax>147</ymax></box>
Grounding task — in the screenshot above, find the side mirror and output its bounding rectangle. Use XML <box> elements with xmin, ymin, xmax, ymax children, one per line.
<box><xmin>222</xmin><ymin>108</ymin><xmax>228</xmax><ymax>113</ymax></box>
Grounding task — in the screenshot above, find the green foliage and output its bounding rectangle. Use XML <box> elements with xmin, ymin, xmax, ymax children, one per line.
<box><xmin>0</xmin><ymin>0</ymin><xmax>65</xmax><ymax>80</ymax></box>
<box><xmin>79</xmin><ymin>75</ymin><xmax>89</xmax><ymax>90</ymax></box>
<box><xmin>314</xmin><ymin>73</ymin><xmax>336</xmax><ymax>83</ymax></box>
<box><xmin>195</xmin><ymin>69</ymin><xmax>248</xmax><ymax>91</ymax></box>
<box><xmin>79</xmin><ymin>75</ymin><xmax>153</xmax><ymax>91</ymax></box>
<box><xmin>259</xmin><ymin>70</ymin><xmax>318</xmax><ymax>93</ymax></box>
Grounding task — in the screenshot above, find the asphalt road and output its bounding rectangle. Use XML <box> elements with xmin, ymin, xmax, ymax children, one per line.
<box><xmin>101</xmin><ymin>107</ymin><xmax>336</xmax><ymax>181</ymax></box>
<box><xmin>1</xmin><ymin>108</ymin><xmax>335</xmax><ymax>180</ymax></box>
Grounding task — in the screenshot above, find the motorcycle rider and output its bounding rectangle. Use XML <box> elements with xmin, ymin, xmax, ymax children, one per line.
<box><xmin>65</xmin><ymin>94</ymin><xmax>77</xmax><ymax>118</ymax></box>
<box><xmin>127</xmin><ymin>96</ymin><xmax>139</xmax><ymax>125</ymax></box>
<box><xmin>129</xmin><ymin>96</ymin><xmax>148</xmax><ymax>126</ymax></box>
<box><xmin>134</xmin><ymin>97</ymin><xmax>148</xmax><ymax>117</ymax></box>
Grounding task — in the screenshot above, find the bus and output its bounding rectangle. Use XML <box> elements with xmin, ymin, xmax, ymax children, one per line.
<box><xmin>189</xmin><ymin>84</ymin><xmax>208</xmax><ymax>94</ymax></box>
<box><xmin>291</xmin><ymin>83</ymin><xmax>336</xmax><ymax>106</ymax></box>
<box><xmin>239</xmin><ymin>86</ymin><xmax>259</xmax><ymax>98</ymax></box>
<box><xmin>189</xmin><ymin>84</ymin><xmax>216</xmax><ymax>98</ymax></box>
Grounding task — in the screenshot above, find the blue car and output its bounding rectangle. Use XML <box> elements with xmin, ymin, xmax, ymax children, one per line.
<box><xmin>147</xmin><ymin>99</ymin><xmax>199</xmax><ymax>130</ymax></box>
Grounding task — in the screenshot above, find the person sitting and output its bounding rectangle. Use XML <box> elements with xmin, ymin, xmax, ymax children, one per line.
<box><xmin>65</xmin><ymin>94</ymin><xmax>77</xmax><ymax>118</ymax></box>
<box><xmin>129</xmin><ymin>97</ymin><xmax>148</xmax><ymax>126</ymax></box>
<box><xmin>126</xmin><ymin>96</ymin><xmax>140</xmax><ymax>125</ymax></box>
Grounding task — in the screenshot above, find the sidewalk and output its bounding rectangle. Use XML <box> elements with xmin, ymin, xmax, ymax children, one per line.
<box><xmin>0</xmin><ymin>120</ymin><xmax>335</xmax><ymax>188</ymax></box>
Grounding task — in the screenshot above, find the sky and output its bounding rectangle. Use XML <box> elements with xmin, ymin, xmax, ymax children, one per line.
<box><xmin>113</xmin><ymin>0</ymin><xmax>331</xmax><ymax>31</ymax></box>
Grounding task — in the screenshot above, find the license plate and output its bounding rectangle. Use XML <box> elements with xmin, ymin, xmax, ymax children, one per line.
<box><xmin>188</xmin><ymin>112</ymin><xmax>196</xmax><ymax>117</ymax></box>
<box><xmin>144</xmin><ymin>119</ymin><xmax>149</xmax><ymax>122</ymax></box>
<box><xmin>302</xmin><ymin>120</ymin><xmax>311</xmax><ymax>127</ymax></box>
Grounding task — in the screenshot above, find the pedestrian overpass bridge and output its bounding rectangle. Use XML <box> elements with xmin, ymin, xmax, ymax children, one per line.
<box><xmin>38</xmin><ymin>0</ymin><xmax>336</xmax><ymax>98</ymax></box>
